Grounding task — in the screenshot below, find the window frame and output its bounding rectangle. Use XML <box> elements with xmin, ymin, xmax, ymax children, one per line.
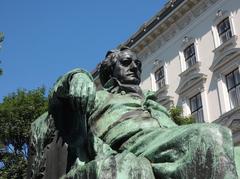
<box><xmin>189</xmin><ymin>93</ymin><xmax>204</xmax><ymax>122</ymax></box>
<box><xmin>183</xmin><ymin>43</ymin><xmax>197</xmax><ymax>69</ymax></box>
<box><xmin>217</xmin><ymin>17</ymin><xmax>232</xmax><ymax>44</ymax></box>
<box><xmin>211</xmin><ymin>10</ymin><xmax>236</xmax><ymax>48</ymax></box>
<box><xmin>151</xmin><ymin>60</ymin><xmax>168</xmax><ymax>92</ymax></box>
<box><xmin>179</xmin><ymin>37</ymin><xmax>200</xmax><ymax>73</ymax></box>
<box><xmin>225</xmin><ymin>68</ymin><xmax>240</xmax><ymax>109</ymax></box>
<box><xmin>154</xmin><ymin>66</ymin><xmax>165</xmax><ymax>90</ymax></box>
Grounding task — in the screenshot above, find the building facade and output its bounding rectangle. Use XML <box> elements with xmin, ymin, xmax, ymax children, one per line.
<box><xmin>119</xmin><ymin>0</ymin><xmax>240</xmax><ymax>145</ymax></box>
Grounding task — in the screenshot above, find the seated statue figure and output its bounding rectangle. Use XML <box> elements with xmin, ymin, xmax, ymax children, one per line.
<box><xmin>28</xmin><ymin>47</ymin><xmax>238</xmax><ymax>179</ymax></box>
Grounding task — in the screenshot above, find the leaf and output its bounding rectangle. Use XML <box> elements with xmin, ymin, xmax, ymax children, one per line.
<box><xmin>0</xmin><ymin>32</ymin><xmax>4</xmax><ymax>43</ymax></box>
<box><xmin>0</xmin><ymin>87</ymin><xmax>48</xmax><ymax>178</ymax></box>
<box><xmin>169</xmin><ymin>106</ymin><xmax>195</xmax><ymax>125</ymax></box>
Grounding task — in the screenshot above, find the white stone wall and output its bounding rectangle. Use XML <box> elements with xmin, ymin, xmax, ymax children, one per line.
<box><xmin>137</xmin><ymin>0</ymin><xmax>240</xmax><ymax>124</ymax></box>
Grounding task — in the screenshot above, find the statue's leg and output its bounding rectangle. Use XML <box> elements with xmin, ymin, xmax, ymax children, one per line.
<box><xmin>121</xmin><ymin>124</ymin><xmax>238</xmax><ymax>179</ymax></box>
<box><xmin>63</xmin><ymin>143</ymin><xmax>155</xmax><ymax>179</ymax></box>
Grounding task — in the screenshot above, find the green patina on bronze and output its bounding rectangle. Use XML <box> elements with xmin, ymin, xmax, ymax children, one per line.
<box><xmin>235</xmin><ymin>146</ymin><xmax>240</xmax><ymax>176</ymax></box>
<box><xmin>28</xmin><ymin>48</ymin><xmax>239</xmax><ymax>179</ymax></box>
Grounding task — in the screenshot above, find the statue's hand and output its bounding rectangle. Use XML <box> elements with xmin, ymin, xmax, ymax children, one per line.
<box><xmin>69</xmin><ymin>72</ymin><xmax>96</xmax><ymax>114</ymax></box>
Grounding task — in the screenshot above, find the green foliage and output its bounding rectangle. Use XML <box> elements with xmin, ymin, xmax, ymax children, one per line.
<box><xmin>0</xmin><ymin>153</ymin><xmax>27</xmax><ymax>179</ymax></box>
<box><xmin>0</xmin><ymin>32</ymin><xmax>4</xmax><ymax>43</ymax></box>
<box><xmin>0</xmin><ymin>87</ymin><xmax>48</xmax><ymax>178</ymax></box>
<box><xmin>0</xmin><ymin>32</ymin><xmax>4</xmax><ymax>76</ymax></box>
<box><xmin>169</xmin><ymin>106</ymin><xmax>195</xmax><ymax>125</ymax></box>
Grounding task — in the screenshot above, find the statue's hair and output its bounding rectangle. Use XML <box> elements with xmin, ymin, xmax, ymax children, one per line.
<box><xmin>99</xmin><ymin>46</ymin><xmax>131</xmax><ymax>86</ymax></box>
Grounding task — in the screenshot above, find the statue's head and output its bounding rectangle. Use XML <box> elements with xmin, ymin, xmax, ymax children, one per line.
<box><xmin>99</xmin><ymin>47</ymin><xmax>142</xmax><ymax>87</ymax></box>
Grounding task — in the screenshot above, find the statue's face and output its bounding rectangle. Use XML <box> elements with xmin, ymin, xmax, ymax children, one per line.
<box><xmin>112</xmin><ymin>50</ymin><xmax>141</xmax><ymax>85</ymax></box>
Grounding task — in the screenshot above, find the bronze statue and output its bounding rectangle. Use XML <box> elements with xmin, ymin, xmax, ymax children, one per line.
<box><xmin>28</xmin><ymin>47</ymin><xmax>238</xmax><ymax>179</ymax></box>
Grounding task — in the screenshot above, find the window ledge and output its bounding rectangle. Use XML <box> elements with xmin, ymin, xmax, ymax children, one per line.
<box><xmin>213</xmin><ymin>35</ymin><xmax>238</xmax><ymax>56</ymax></box>
<box><xmin>176</xmin><ymin>72</ymin><xmax>207</xmax><ymax>95</ymax></box>
<box><xmin>214</xmin><ymin>107</ymin><xmax>240</xmax><ymax>145</ymax></box>
<box><xmin>210</xmin><ymin>49</ymin><xmax>240</xmax><ymax>73</ymax></box>
<box><xmin>179</xmin><ymin>61</ymin><xmax>201</xmax><ymax>78</ymax></box>
<box><xmin>156</xmin><ymin>95</ymin><xmax>174</xmax><ymax>109</ymax></box>
<box><xmin>216</xmin><ymin>106</ymin><xmax>240</xmax><ymax>121</ymax></box>
<box><xmin>156</xmin><ymin>85</ymin><xmax>169</xmax><ymax>96</ymax></box>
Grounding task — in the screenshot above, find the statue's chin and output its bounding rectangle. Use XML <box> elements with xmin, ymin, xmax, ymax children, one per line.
<box><xmin>119</xmin><ymin>77</ymin><xmax>141</xmax><ymax>86</ymax></box>
<box><xmin>121</xmin><ymin>80</ymin><xmax>140</xmax><ymax>86</ymax></box>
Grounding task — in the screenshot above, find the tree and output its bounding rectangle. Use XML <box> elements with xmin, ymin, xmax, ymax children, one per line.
<box><xmin>0</xmin><ymin>87</ymin><xmax>48</xmax><ymax>178</ymax></box>
<box><xmin>169</xmin><ymin>106</ymin><xmax>195</xmax><ymax>125</ymax></box>
<box><xmin>0</xmin><ymin>32</ymin><xmax>4</xmax><ymax>76</ymax></box>
<box><xmin>0</xmin><ymin>33</ymin><xmax>3</xmax><ymax>42</ymax></box>
<box><xmin>0</xmin><ymin>64</ymin><xmax>2</xmax><ymax>76</ymax></box>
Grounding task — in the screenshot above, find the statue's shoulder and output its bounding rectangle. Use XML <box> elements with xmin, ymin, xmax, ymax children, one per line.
<box><xmin>56</xmin><ymin>68</ymin><xmax>93</xmax><ymax>83</ymax></box>
<box><xmin>143</xmin><ymin>90</ymin><xmax>157</xmax><ymax>100</ymax></box>
<box><xmin>31</xmin><ymin>112</ymin><xmax>50</xmax><ymax>133</ymax></box>
<box><xmin>49</xmin><ymin>68</ymin><xmax>94</xmax><ymax>99</ymax></box>
<box><xmin>96</xmin><ymin>89</ymin><xmax>108</xmax><ymax>95</ymax></box>
<box><xmin>95</xmin><ymin>89</ymin><xmax>110</xmax><ymax>102</ymax></box>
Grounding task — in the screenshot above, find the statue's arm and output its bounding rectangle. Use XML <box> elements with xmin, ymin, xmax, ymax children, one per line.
<box><xmin>28</xmin><ymin>69</ymin><xmax>99</xmax><ymax>178</ymax></box>
<box><xmin>49</xmin><ymin>68</ymin><xmax>96</xmax><ymax>115</ymax></box>
<box><xmin>48</xmin><ymin>69</ymin><xmax>96</xmax><ymax>165</ymax></box>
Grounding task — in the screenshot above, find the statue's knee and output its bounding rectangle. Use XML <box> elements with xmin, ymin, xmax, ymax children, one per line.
<box><xmin>194</xmin><ymin>124</ymin><xmax>233</xmax><ymax>146</ymax></box>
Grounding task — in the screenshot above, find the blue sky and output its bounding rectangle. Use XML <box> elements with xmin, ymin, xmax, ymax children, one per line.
<box><xmin>0</xmin><ymin>1</ymin><xmax>165</xmax><ymax>101</ymax></box>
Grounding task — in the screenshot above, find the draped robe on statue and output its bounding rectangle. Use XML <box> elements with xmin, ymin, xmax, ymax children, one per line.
<box><xmin>28</xmin><ymin>69</ymin><xmax>238</xmax><ymax>179</ymax></box>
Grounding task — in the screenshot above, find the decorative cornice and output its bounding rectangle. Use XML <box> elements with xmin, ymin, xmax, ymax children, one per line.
<box><xmin>214</xmin><ymin>107</ymin><xmax>240</xmax><ymax>124</ymax></box>
<box><xmin>123</xmin><ymin>0</ymin><xmax>185</xmax><ymax>48</ymax></box>
<box><xmin>214</xmin><ymin>107</ymin><xmax>240</xmax><ymax>145</ymax></box>
<box><xmin>181</xmin><ymin>36</ymin><xmax>194</xmax><ymax>49</ymax></box>
<box><xmin>213</xmin><ymin>9</ymin><xmax>230</xmax><ymax>25</ymax></box>
<box><xmin>155</xmin><ymin>84</ymin><xmax>169</xmax><ymax>96</ymax></box>
<box><xmin>212</xmin><ymin>35</ymin><xmax>238</xmax><ymax>59</ymax></box>
<box><xmin>176</xmin><ymin>73</ymin><xmax>207</xmax><ymax>95</ymax></box>
<box><xmin>127</xmin><ymin>0</ymin><xmax>220</xmax><ymax>60</ymax></box>
<box><xmin>179</xmin><ymin>61</ymin><xmax>201</xmax><ymax>78</ymax></box>
<box><xmin>210</xmin><ymin>47</ymin><xmax>240</xmax><ymax>72</ymax></box>
<box><xmin>156</xmin><ymin>95</ymin><xmax>174</xmax><ymax>109</ymax></box>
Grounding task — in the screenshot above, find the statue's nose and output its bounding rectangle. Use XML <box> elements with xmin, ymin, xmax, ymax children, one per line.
<box><xmin>130</xmin><ymin>61</ymin><xmax>138</xmax><ymax>69</ymax></box>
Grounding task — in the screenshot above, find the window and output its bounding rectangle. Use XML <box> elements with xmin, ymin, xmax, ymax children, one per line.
<box><xmin>217</xmin><ymin>18</ymin><xmax>232</xmax><ymax>44</ymax></box>
<box><xmin>190</xmin><ymin>93</ymin><xmax>204</xmax><ymax>122</ymax></box>
<box><xmin>155</xmin><ymin>66</ymin><xmax>165</xmax><ymax>90</ymax></box>
<box><xmin>226</xmin><ymin>68</ymin><xmax>240</xmax><ymax>109</ymax></box>
<box><xmin>183</xmin><ymin>43</ymin><xmax>196</xmax><ymax>69</ymax></box>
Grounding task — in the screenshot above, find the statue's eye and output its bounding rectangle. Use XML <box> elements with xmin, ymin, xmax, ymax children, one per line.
<box><xmin>121</xmin><ymin>59</ymin><xmax>132</xmax><ymax>66</ymax></box>
<box><xmin>134</xmin><ymin>60</ymin><xmax>142</xmax><ymax>68</ymax></box>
